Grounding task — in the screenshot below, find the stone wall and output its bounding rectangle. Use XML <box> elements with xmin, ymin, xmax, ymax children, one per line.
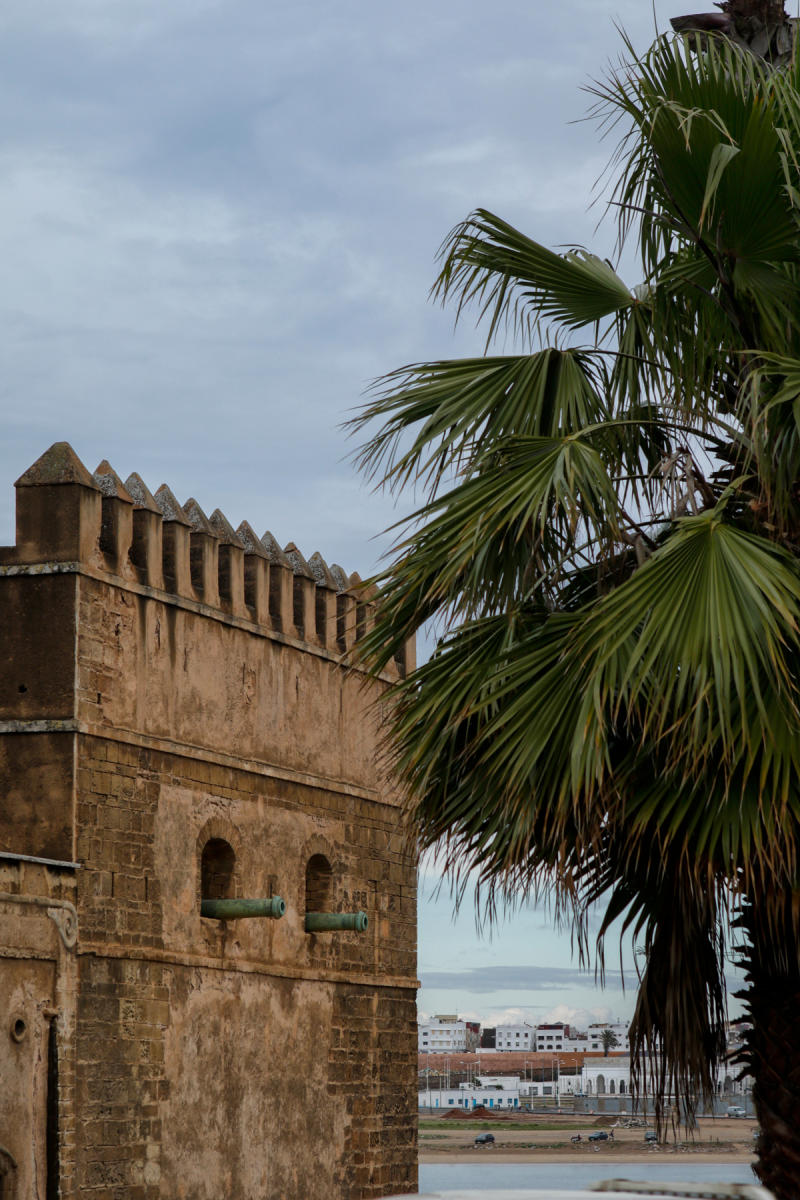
<box><xmin>0</xmin><ymin>443</ymin><xmax>417</xmax><ymax>1199</ymax></box>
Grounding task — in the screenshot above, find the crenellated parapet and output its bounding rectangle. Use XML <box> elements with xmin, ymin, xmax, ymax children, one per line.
<box><xmin>0</xmin><ymin>442</ymin><xmax>414</xmax><ymax>676</ymax></box>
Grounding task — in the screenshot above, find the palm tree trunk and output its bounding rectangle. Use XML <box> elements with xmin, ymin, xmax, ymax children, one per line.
<box><xmin>671</xmin><ymin>1</ymin><xmax>794</xmax><ymax>64</ymax></box>
<box><xmin>738</xmin><ymin>902</ymin><xmax>800</xmax><ymax>1199</ymax></box>
<box><xmin>721</xmin><ymin>0</ymin><xmax>787</xmax><ymax>20</ymax></box>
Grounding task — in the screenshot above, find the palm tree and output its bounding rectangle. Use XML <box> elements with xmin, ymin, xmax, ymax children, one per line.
<box><xmin>352</xmin><ymin>31</ymin><xmax>800</xmax><ymax>1197</ymax></box>
<box><xmin>601</xmin><ymin>1029</ymin><xmax>620</xmax><ymax>1058</ymax></box>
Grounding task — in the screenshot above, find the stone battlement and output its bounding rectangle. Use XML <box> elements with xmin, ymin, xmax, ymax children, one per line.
<box><xmin>0</xmin><ymin>441</ymin><xmax>413</xmax><ymax>677</ymax></box>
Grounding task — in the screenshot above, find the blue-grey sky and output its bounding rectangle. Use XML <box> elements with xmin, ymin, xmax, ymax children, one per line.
<box><xmin>0</xmin><ymin>0</ymin><xmax>733</xmax><ymax>1028</ymax></box>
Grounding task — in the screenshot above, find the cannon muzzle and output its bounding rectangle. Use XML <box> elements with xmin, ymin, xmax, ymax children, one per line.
<box><xmin>305</xmin><ymin>911</ymin><xmax>368</xmax><ymax>933</ymax></box>
<box><xmin>201</xmin><ymin>897</ymin><xmax>286</xmax><ymax>920</ymax></box>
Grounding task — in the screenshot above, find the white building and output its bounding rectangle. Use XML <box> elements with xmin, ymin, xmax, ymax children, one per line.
<box><xmin>490</xmin><ymin>1018</ymin><xmax>632</xmax><ymax>1055</ymax></box>
<box><xmin>494</xmin><ymin>1023</ymin><xmax>535</xmax><ymax>1050</ymax></box>
<box><xmin>584</xmin><ymin>1021</ymin><xmax>630</xmax><ymax>1054</ymax></box>
<box><xmin>533</xmin><ymin>1022</ymin><xmax>571</xmax><ymax>1052</ymax></box>
<box><xmin>419</xmin><ymin>1077</ymin><xmax>521</xmax><ymax>1110</ymax></box>
<box><xmin>467</xmin><ymin>1075</ymin><xmax>521</xmax><ymax>1090</ymax></box>
<box><xmin>581</xmin><ymin>1053</ymin><xmax>753</xmax><ymax>1102</ymax></box>
<box><xmin>582</xmin><ymin>1054</ymin><xmax>632</xmax><ymax>1097</ymax></box>
<box><xmin>418</xmin><ymin>1014</ymin><xmax>468</xmax><ymax>1052</ymax></box>
<box><xmin>521</xmin><ymin>1068</ymin><xmax>582</xmax><ymax>1099</ymax></box>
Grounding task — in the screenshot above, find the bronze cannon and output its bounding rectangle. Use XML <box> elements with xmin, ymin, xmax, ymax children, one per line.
<box><xmin>201</xmin><ymin>897</ymin><xmax>286</xmax><ymax>919</ymax></box>
<box><xmin>304</xmin><ymin>911</ymin><xmax>368</xmax><ymax>933</ymax></box>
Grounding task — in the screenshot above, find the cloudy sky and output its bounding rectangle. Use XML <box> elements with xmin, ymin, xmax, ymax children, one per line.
<box><xmin>0</xmin><ymin>0</ymin><xmax>735</xmax><ymax>1029</ymax></box>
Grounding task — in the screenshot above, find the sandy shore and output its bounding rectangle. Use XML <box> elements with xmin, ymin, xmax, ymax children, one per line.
<box><xmin>418</xmin><ymin>1113</ymin><xmax>755</xmax><ymax>1167</ymax></box>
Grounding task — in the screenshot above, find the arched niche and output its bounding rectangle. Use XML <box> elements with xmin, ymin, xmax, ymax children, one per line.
<box><xmin>201</xmin><ymin>838</ymin><xmax>236</xmax><ymax>901</ymax></box>
<box><xmin>305</xmin><ymin>854</ymin><xmax>333</xmax><ymax>913</ymax></box>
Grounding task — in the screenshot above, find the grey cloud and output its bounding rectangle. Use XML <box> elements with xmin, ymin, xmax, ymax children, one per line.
<box><xmin>0</xmin><ymin>0</ymin><xmax>685</xmax><ymax>572</ymax></box>
<box><xmin>421</xmin><ymin>964</ymin><xmax>625</xmax><ymax>994</ymax></box>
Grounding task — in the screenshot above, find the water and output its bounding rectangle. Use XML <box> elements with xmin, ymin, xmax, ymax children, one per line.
<box><xmin>419</xmin><ymin>1162</ymin><xmax>758</xmax><ymax>1192</ymax></box>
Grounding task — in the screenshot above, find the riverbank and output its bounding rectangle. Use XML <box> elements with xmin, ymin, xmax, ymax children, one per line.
<box><xmin>418</xmin><ymin>1112</ymin><xmax>756</xmax><ymax>1167</ymax></box>
<box><xmin>421</xmin><ymin>1151</ymin><xmax>754</xmax><ymax>1164</ymax></box>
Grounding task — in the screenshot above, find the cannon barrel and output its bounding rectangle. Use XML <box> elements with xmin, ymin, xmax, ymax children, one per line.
<box><xmin>305</xmin><ymin>911</ymin><xmax>368</xmax><ymax>933</ymax></box>
<box><xmin>201</xmin><ymin>897</ymin><xmax>286</xmax><ymax>920</ymax></box>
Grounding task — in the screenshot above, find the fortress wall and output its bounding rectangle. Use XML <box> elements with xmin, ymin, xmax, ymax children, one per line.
<box><xmin>0</xmin><ymin>443</ymin><xmax>417</xmax><ymax>1200</ymax></box>
<box><xmin>74</xmin><ymin>571</ymin><xmax>389</xmax><ymax>795</ymax></box>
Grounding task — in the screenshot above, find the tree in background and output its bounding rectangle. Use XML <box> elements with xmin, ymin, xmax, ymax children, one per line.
<box><xmin>353</xmin><ymin>29</ymin><xmax>800</xmax><ymax>1197</ymax></box>
<box><xmin>601</xmin><ymin>1029</ymin><xmax>620</xmax><ymax>1058</ymax></box>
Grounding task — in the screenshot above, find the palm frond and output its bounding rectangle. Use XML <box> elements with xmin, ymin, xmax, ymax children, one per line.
<box><xmin>591</xmin><ymin>33</ymin><xmax>800</xmax><ymax>300</ymax></box>
<box><xmin>349</xmin><ymin>348</ymin><xmax>611</xmax><ymax>493</ymax></box>
<box><xmin>577</xmin><ymin>515</ymin><xmax>800</xmax><ymax>791</ymax></box>
<box><xmin>433</xmin><ymin>209</ymin><xmax>633</xmax><ymax>342</ymax></box>
<box><xmin>358</xmin><ymin>427</ymin><xmax>634</xmax><ymax>670</ymax></box>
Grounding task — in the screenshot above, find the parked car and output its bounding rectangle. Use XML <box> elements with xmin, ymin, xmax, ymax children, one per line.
<box><xmin>644</xmin><ymin>1130</ymin><xmax>658</xmax><ymax>1143</ymax></box>
<box><xmin>588</xmin><ymin>1130</ymin><xmax>609</xmax><ymax>1142</ymax></box>
<box><xmin>726</xmin><ymin>1105</ymin><xmax>746</xmax><ymax>1118</ymax></box>
<box><xmin>474</xmin><ymin>1132</ymin><xmax>495</xmax><ymax>1147</ymax></box>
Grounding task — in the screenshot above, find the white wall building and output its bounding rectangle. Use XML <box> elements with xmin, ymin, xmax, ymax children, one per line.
<box><xmin>521</xmin><ymin>1069</ymin><xmax>582</xmax><ymax>1099</ymax></box>
<box><xmin>495</xmin><ymin>1023</ymin><xmax>535</xmax><ymax>1050</ymax></box>
<box><xmin>584</xmin><ymin>1021</ymin><xmax>630</xmax><ymax>1054</ymax></box>
<box><xmin>534</xmin><ymin>1023</ymin><xmax>570</xmax><ymax>1052</ymax></box>
<box><xmin>418</xmin><ymin>1014</ymin><xmax>468</xmax><ymax>1052</ymax></box>
<box><xmin>490</xmin><ymin>1019</ymin><xmax>632</xmax><ymax>1055</ymax></box>
<box><xmin>419</xmin><ymin>1079</ymin><xmax>521</xmax><ymax>1110</ymax></box>
<box><xmin>468</xmin><ymin>1075</ymin><xmax>521</xmax><ymax>1090</ymax></box>
<box><xmin>581</xmin><ymin>1054</ymin><xmax>753</xmax><ymax>1101</ymax></box>
<box><xmin>582</xmin><ymin>1055</ymin><xmax>632</xmax><ymax>1097</ymax></box>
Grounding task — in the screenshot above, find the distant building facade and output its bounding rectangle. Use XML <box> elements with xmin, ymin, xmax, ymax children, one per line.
<box><xmin>495</xmin><ymin>1022</ymin><xmax>535</xmax><ymax>1050</ymax></box>
<box><xmin>418</xmin><ymin>1014</ymin><xmax>468</xmax><ymax>1052</ymax></box>
<box><xmin>585</xmin><ymin>1020</ymin><xmax>630</xmax><ymax>1053</ymax></box>
<box><xmin>534</xmin><ymin>1022</ymin><xmax>571</xmax><ymax>1051</ymax></box>
<box><xmin>419</xmin><ymin>1075</ymin><xmax>521</xmax><ymax>1110</ymax></box>
<box><xmin>484</xmin><ymin>1019</ymin><xmax>632</xmax><ymax>1055</ymax></box>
